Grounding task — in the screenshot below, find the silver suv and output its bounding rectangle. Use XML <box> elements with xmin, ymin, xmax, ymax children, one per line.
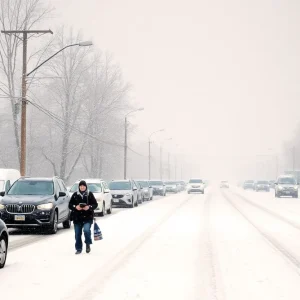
<box><xmin>275</xmin><ymin>175</ymin><xmax>298</xmax><ymax>198</ymax></box>
<box><xmin>109</xmin><ymin>180</ymin><xmax>138</xmax><ymax>208</ymax></box>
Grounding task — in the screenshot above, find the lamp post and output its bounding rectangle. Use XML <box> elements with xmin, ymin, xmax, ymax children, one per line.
<box><xmin>124</xmin><ymin>108</ymin><xmax>144</xmax><ymax>179</ymax></box>
<box><xmin>148</xmin><ymin>129</ymin><xmax>164</xmax><ymax>180</ymax></box>
<box><xmin>160</xmin><ymin>138</ymin><xmax>172</xmax><ymax>180</ymax></box>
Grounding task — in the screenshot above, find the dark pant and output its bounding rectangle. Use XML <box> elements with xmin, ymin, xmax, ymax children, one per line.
<box><xmin>74</xmin><ymin>221</ymin><xmax>92</xmax><ymax>251</ymax></box>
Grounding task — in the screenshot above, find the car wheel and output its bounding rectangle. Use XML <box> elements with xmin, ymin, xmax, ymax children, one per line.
<box><xmin>107</xmin><ymin>201</ymin><xmax>112</xmax><ymax>214</ymax></box>
<box><xmin>100</xmin><ymin>203</ymin><xmax>105</xmax><ymax>217</ymax></box>
<box><xmin>130</xmin><ymin>198</ymin><xmax>134</xmax><ymax>208</ymax></box>
<box><xmin>135</xmin><ymin>199</ymin><xmax>139</xmax><ymax>207</ymax></box>
<box><xmin>0</xmin><ymin>234</ymin><xmax>8</xmax><ymax>269</ymax></box>
<box><xmin>63</xmin><ymin>214</ymin><xmax>71</xmax><ymax>229</ymax></box>
<box><xmin>49</xmin><ymin>211</ymin><xmax>58</xmax><ymax>234</ymax></box>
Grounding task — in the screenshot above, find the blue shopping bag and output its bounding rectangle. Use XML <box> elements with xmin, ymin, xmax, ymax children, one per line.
<box><xmin>94</xmin><ymin>220</ymin><xmax>103</xmax><ymax>241</ymax></box>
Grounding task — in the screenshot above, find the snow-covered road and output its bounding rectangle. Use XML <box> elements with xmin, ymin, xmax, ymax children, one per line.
<box><xmin>1</xmin><ymin>187</ymin><xmax>300</xmax><ymax>299</ymax></box>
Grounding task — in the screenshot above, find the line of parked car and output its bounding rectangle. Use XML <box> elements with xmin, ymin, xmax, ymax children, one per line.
<box><xmin>0</xmin><ymin>168</ymin><xmax>189</xmax><ymax>268</ymax></box>
<box><xmin>241</xmin><ymin>175</ymin><xmax>299</xmax><ymax>198</ymax></box>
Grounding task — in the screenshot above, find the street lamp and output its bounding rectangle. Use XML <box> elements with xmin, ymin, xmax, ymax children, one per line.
<box><xmin>160</xmin><ymin>138</ymin><xmax>172</xmax><ymax>180</ymax></box>
<box><xmin>148</xmin><ymin>129</ymin><xmax>164</xmax><ymax>180</ymax></box>
<box><xmin>8</xmin><ymin>36</ymin><xmax>93</xmax><ymax>176</ymax></box>
<box><xmin>27</xmin><ymin>41</ymin><xmax>93</xmax><ymax>77</ymax></box>
<box><xmin>124</xmin><ymin>108</ymin><xmax>144</xmax><ymax>179</ymax></box>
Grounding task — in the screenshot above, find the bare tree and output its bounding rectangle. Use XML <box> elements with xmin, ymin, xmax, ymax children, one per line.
<box><xmin>0</xmin><ymin>0</ymin><xmax>52</xmax><ymax>164</ymax></box>
<box><xmin>81</xmin><ymin>52</ymin><xmax>131</xmax><ymax>178</ymax></box>
<box><xmin>30</xmin><ymin>28</ymin><xmax>97</xmax><ymax>181</ymax></box>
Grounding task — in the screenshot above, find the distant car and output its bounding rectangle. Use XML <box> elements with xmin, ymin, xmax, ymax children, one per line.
<box><xmin>137</xmin><ymin>180</ymin><xmax>153</xmax><ymax>201</ymax></box>
<box><xmin>220</xmin><ymin>181</ymin><xmax>229</xmax><ymax>188</ymax></box>
<box><xmin>109</xmin><ymin>180</ymin><xmax>138</xmax><ymax>208</ymax></box>
<box><xmin>134</xmin><ymin>180</ymin><xmax>144</xmax><ymax>204</ymax></box>
<box><xmin>269</xmin><ymin>180</ymin><xmax>275</xmax><ymax>189</ymax></box>
<box><xmin>164</xmin><ymin>181</ymin><xmax>180</xmax><ymax>193</ymax></box>
<box><xmin>69</xmin><ymin>179</ymin><xmax>112</xmax><ymax>216</ymax></box>
<box><xmin>149</xmin><ymin>180</ymin><xmax>166</xmax><ymax>196</ymax></box>
<box><xmin>0</xmin><ymin>219</ymin><xmax>8</xmax><ymax>268</ymax></box>
<box><xmin>178</xmin><ymin>181</ymin><xmax>186</xmax><ymax>191</ymax></box>
<box><xmin>243</xmin><ymin>180</ymin><xmax>255</xmax><ymax>190</ymax></box>
<box><xmin>255</xmin><ymin>180</ymin><xmax>270</xmax><ymax>192</ymax></box>
<box><xmin>0</xmin><ymin>177</ymin><xmax>71</xmax><ymax>234</ymax></box>
<box><xmin>187</xmin><ymin>179</ymin><xmax>205</xmax><ymax>194</ymax></box>
<box><xmin>275</xmin><ymin>175</ymin><xmax>298</xmax><ymax>198</ymax></box>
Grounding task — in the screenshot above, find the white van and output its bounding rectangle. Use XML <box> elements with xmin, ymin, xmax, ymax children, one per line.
<box><xmin>0</xmin><ymin>169</ymin><xmax>21</xmax><ymax>194</ymax></box>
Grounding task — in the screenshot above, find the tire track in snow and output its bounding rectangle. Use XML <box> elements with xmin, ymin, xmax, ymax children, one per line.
<box><xmin>63</xmin><ymin>193</ymin><xmax>196</xmax><ymax>300</ymax></box>
<box><xmin>230</xmin><ymin>190</ymin><xmax>300</xmax><ymax>231</ymax></box>
<box><xmin>221</xmin><ymin>190</ymin><xmax>300</xmax><ymax>273</ymax></box>
<box><xmin>202</xmin><ymin>191</ymin><xmax>226</xmax><ymax>300</ymax></box>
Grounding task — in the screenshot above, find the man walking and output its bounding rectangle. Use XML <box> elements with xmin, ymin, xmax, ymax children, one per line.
<box><xmin>69</xmin><ymin>180</ymin><xmax>98</xmax><ymax>254</ymax></box>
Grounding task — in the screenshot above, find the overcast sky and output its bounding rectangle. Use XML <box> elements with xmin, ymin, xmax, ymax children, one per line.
<box><xmin>47</xmin><ymin>0</ymin><xmax>300</xmax><ymax>180</ymax></box>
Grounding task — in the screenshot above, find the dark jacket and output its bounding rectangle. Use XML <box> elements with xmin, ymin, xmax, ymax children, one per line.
<box><xmin>69</xmin><ymin>190</ymin><xmax>98</xmax><ymax>223</ymax></box>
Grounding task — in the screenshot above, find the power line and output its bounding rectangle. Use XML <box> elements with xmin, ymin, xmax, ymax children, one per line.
<box><xmin>28</xmin><ymin>99</ymin><xmax>149</xmax><ymax>158</ymax></box>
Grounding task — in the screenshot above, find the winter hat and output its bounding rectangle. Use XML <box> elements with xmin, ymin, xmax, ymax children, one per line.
<box><xmin>78</xmin><ymin>180</ymin><xmax>87</xmax><ymax>188</ymax></box>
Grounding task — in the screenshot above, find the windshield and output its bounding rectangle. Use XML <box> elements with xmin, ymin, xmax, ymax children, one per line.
<box><xmin>257</xmin><ymin>181</ymin><xmax>269</xmax><ymax>184</ymax></box>
<box><xmin>70</xmin><ymin>183</ymin><xmax>102</xmax><ymax>193</ymax></box>
<box><xmin>109</xmin><ymin>181</ymin><xmax>131</xmax><ymax>190</ymax></box>
<box><xmin>8</xmin><ymin>180</ymin><xmax>54</xmax><ymax>195</ymax></box>
<box><xmin>165</xmin><ymin>181</ymin><xmax>177</xmax><ymax>185</ymax></box>
<box><xmin>137</xmin><ymin>181</ymin><xmax>149</xmax><ymax>188</ymax></box>
<box><xmin>189</xmin><ymin>179</ymin><xmax>203</xmax><ymax>183</ymax></box>
<box><xmin>0</xmin><ymin>180</ymin><xmax>4</xmax><ymax>191</ymax></box>
<box><xmin>278</xmin><ymin>177</ymin><xmax>297</xmax><ymax>185</ymax></box>
<box><xmin>149</xmin><ymin>181</ymin><xmax>163</xmax><ymax>185</ymax></box>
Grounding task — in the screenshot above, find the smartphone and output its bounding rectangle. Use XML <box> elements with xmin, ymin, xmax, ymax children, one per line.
<box><xmin>79</xmin><ymin>203</ymin><xmax>87</xmax><ymax>208</ymax></box>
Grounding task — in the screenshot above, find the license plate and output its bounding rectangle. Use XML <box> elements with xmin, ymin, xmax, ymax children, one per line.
<box><xmin>114</xmin><ymin>199</ymin><xmax>119</xmax><ymax>203</ymax></box>
<box><xmin>15</xmin><ymin>215</ymin><xmax>25</xmax><ymax>221</ymax></box>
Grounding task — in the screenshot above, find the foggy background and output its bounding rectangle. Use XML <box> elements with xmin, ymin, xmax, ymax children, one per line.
<box><xmin>1</xmin><ymin>0</ymin><xmax>300</xmax><ymax>184</ymax></box>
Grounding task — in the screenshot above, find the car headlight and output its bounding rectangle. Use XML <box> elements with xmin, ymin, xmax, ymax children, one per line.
<box><xmin>278</xmin><ymin>186</ymin><xmax>283</xmax><ymax>190</ymax></box>
<box><xmin>144</xmin><ymin>189</ymin><xmax>148</xmax><ymax>192</ymax></box>
<box><xmin>294</xmin><ymin>186</ymin><xmax>298</xmax><ymax>190</ymax></box>
<box><xmin>37</xmin><ymin>203</ymin><xmax>54</xmax><ymax>210</ymax></box>
<box><xmin>125</xmin><ymin>193</ymin><xmax>131</xmax><ymax>197</ymax></box>
<box><xmin>159</xmin><ymin>187</ymin><xmax>163</xmax><ymax>190</ymax></box>
<box><xmin>0</xmin><ymin>204</ymin><xmax>5</xmax><ymax>210</ymax></box>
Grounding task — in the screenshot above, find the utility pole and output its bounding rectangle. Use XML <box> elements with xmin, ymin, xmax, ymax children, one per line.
<box><xmin>1</xmin><ymin>30</ymin><xmax>53</xmax><ymax>176</ymax></box>
<box><xmin>175</xmin><ymin>155</ymin><xmax>177</xmax><ymax>180</ymax></box>
<box><xmin>168</xmin><ymin>152</ymin><xmax>170</xmax><ymax>180</ymax></box>
<box><xmin>124</xmin><ymin>117</ymin><xmax>128</xmax><ymax>179</ymax></box>
<box><xmin>160</xmin><ymin>144</ymin><xmax>162</xmax><ymax>180</ymax></box>
<box><xmin>293</xmin><ymin>146</ymin><xmax>296</xmax><ymax>172</ymax></box>
<box><xmin>148</xmin><ymin>139</ymin><xmax>151</xmax><ymax>180</ymax></box>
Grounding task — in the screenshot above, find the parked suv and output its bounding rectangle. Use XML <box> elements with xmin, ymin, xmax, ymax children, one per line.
<box><xmin>165</xmin><ymin>181</ymin><xmax>180</xmax><ymax>193</ymax></box>
<box><xmin>275</xmin><ymin>175</ymin><xmax>298</xmax><ymax>198</ymax></box>
<box><xmin>0</xmin><ymin>177</ymin><xmax>71</xmax><ymax>234</ymax></box>
<box><xmin>149</xmin><ymin>180</ymin><xmax>166</xmax><ymax>196</ymax></box>
<box><xmin>0</xmin><ymin>219</ymin><xmax>8</xmax><ymax>268</ymax></box>
<box><xmin>69</xmin><ymin>179</ymin><xmax>112</xmax><ymax>216</ymax></box>
<box><xmin>137</xmin><ymin>180</ymin><xmax>153</xmax><ymax>201</ymax></box>
<box><xmin>109</xmin><ymin>180</ymin><xmax>138</xmax><ymax>208</ymax></box>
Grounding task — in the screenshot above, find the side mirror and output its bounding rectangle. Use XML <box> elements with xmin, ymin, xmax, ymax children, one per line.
<box><xmin>149</xmin><ymin>186</ymin><xmax>152</xmax><ymax>188</ymax></box>
<box><xmin>104</xmin><ymin>189</ymin><xmax>110</xmax><ymax>193</ymax></box>
<box><xmin>59</xmin><ymin>192</ymin><xmax>66</xmax><ymax>197</ymax></box>
<box><xmin>133</xmin><ymin>188</ymin><xmax>137</xmax><ymax>191</ymax></box>
<box><xmin>0</xmin><ymin>191</ymin><xmax>5</xmax><ymax>197</ymax></box>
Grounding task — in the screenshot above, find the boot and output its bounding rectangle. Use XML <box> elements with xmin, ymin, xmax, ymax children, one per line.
<box><xmin>86</xmin><ymin>244</ymin><xmax>91</xmax><ymax>253</ymax></box>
